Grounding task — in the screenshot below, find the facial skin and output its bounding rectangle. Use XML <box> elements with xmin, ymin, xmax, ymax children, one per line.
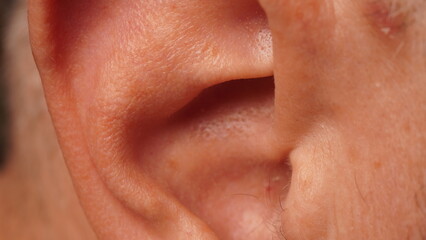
<box><xmin>1</xmin><ymin>0</ymin><xmax>425</xmax><ymax>239</ymax></box>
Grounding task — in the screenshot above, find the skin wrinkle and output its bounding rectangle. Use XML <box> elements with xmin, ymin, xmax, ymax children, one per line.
<box><xmin>348</xmin><ymin>0</ymin><xmax>426</xmax><ymax>61</ymax></box>
<box><xmin>391</xmin><ymin>0</ymin><xmax>426</xmax><ymax>57</ymax></box>
<box><xmin>268</xmin><ymin>0</ymin><xmax>424</xmax><ymax>237</ymax></box>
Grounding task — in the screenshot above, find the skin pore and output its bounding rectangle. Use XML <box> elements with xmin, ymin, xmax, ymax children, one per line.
<box><xmin>1</xmin><ymin>0</ymin><xmax>426</xmax><ymax>239</ymax></box>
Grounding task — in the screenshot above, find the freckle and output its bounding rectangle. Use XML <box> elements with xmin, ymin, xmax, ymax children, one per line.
<box><xmin>403</xmin><ymin>122</ymin><xmax>411</xmax><ymax>133</ymax></box>
<box><xmin>373</xmin><ymin>161</ymin><xmax>382</xmax><ymax>169</ymax></box>
<box><xmin>167</xmin><ymin>159</ymin><xmax>179</xmax><ymax>171</ymax></box>
<box><xmin>265</xmin><ymin>185</ymin><xmax>271</xmax><ymax>192</ymax></box>
<box><xmin>210</xmin><ymin>46</ymin><xmax>219</xmax><ymax>59</ymax></box>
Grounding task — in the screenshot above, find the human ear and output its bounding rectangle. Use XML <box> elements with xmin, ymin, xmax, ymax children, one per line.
<box><xmin>28</xmin><ymin>0</ymin><xmax>294</xmax><ymax>239</ymax></box>
<box><xmin>29</xmin><ymin>0</ymin><xmax>426</xmax><ymax>239</ymax></box>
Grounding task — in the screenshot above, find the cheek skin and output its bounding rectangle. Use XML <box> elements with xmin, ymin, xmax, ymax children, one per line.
<box><xmin>260</xmin><ymin>0</ymin><xmax>426</xmax><ymax>239</ymax></box>
<box><xmin>363</xmin><ymin>0</ymin><xmax>407</xmax><ymax>39</ymax></box>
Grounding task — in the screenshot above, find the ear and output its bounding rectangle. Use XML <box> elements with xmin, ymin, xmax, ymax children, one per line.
<box><xmin>28</xmin><ymin>0</ymin><xmax>292</xmax><ymax>239</ymax></box>
<box><xmin>29</xmin><ymin>0</ymin><xmax>426</xmax><ymax>239</ymax></box>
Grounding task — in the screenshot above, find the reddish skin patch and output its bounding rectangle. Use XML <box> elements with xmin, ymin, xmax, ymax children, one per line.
<box><xmin>366</xmin><ymin>1</ymin><xmax>406</xmax><ymax>38</ymax></box>
<box><xmin>47</xmin><ymin>0</ymin><xmax>107</xmax><ymax>71</ymax></box>
<box><xmin>374</xmin><ymin>161</ymin><xmax>383</xmax><ymax>169</ymax></box>
<box><xmin>265</xmin><ymin>185</ymin><xmax>271</xmax><ymax>193</ymax></box>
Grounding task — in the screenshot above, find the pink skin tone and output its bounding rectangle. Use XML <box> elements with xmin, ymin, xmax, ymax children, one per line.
<box><xmin>28</xmin><ymin>0</ymin><xmax>426</xmax><ymax>239</ymax></box>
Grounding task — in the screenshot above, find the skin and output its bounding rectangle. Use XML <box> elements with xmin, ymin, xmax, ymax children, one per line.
<box><xmin>0</xmin><ymin>1</ymin><xmax>96</xmax><ymax>239</ymax></box>
<box><xmin>1</xmin><ymin>0</ymin><xmax>426</xmax><ymax>239</ymax></box>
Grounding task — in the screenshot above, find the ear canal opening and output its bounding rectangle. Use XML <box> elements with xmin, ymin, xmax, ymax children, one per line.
<box><xmin>170</xmin><ymin>76</ymin><xmax>275</xmax><ymax>125</ymax></box>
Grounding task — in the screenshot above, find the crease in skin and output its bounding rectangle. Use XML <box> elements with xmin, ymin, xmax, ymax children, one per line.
<box><xmin>363</xmin><ymin>0</ymin><xmax>426</xmax><ymax>47</ymax></box>
<box><xmin>387</xmin><ymin>0</ymin><xmax>426</xmax><ymax>60</ymax></box>
<box><xmin>365</xmin><ymin>0</ymin><xmax>408</xmax><ymax>38</ymax></box>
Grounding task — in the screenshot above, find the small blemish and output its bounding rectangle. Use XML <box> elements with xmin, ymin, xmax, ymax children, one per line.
<box><xmin>380</xmin><ymin>27</ymin><xmax>391</xmax><ymax>35</ymax></box>
<box><xmin>373</xmin><ymin>161</ymin><xmax>382</xmax><ymax>169</ymax></box>
<box><xmin>374</xmin><ymin>82</ymin><xmax>382</xmax><ymax>88</ymax></box>
<box><xmin>366</xmin><ymin>1</ymin><xmax>407</xmax><ymax>39</ymax></box>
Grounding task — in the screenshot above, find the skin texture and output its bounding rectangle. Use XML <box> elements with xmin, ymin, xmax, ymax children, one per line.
<box><xmin>1</xmin><ymin>0</ymin><xmax>426</xmax><ymax>239</ymax></box>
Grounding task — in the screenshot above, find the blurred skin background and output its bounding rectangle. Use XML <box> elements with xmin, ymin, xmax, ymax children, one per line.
<box><xmin>0</xmin><ymin>0</ymin><xmax>96</xmax><ymax>239</ymax></box>
<box><xmin>0</xmin><ymin>0</ymin><xmax>11</xmax><ymax>168</ymax></box>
